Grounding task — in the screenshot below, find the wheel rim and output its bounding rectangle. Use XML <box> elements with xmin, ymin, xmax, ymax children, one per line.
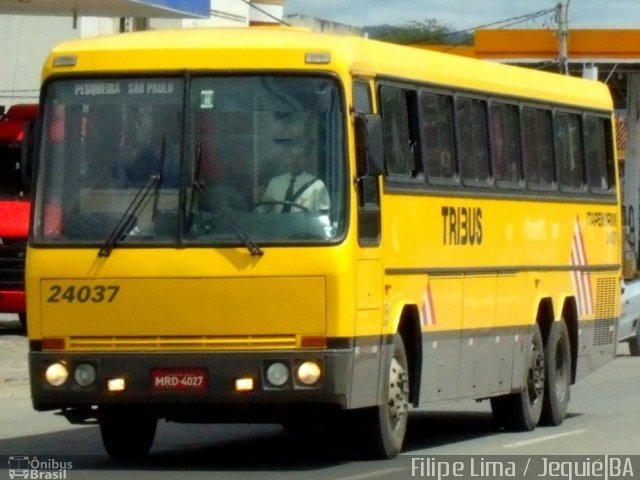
<box><xmin>387</xmin><ymin>356</ymin><xmax>409</xmax><ymax>431</ymax></box>
<box><xmin>527</xmin><ymin>342</ymin><xmax>545</xmax><ymax>405</ymax></box>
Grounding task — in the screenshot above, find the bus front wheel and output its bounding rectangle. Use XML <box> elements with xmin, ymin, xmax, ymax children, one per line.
<box><xmin>491</xmin><ymin>324</ymin><xmax>545</xmax><ymax>431</ymax></box>
<box><xmin>99</xmin><ymin>407</ymin><xmax>157</xmax><ymax>460</ymax></box>
<box><xmin>359</xmin><ymin>334</ymin><xmax>410</xmax><ymax>459</ymax></box>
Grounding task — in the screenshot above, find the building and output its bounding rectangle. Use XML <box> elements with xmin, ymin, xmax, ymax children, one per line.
<box><xmin>153</xmin><ymin>0</ymin><xmax>284</xmax><ymax>29</ymax></box>
<box><xmin>0</xmin><ymin>0</ymin><xmax>284</xmax><ymax>106</ymax></box>
<box><xmin>422</xmin><ymin>29</ymin><xmax>640</xmax><ymax>112</ymax></box>
<box><xmin>284</xmin><ymin>14</ymin><xmax>361</xmax><ymax>36</ymax></box>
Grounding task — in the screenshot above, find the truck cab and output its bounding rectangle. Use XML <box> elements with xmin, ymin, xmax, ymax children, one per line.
<box><xmin>0</xmin><ymin>103</ymin><xmax>37</xmax><ymax>329</ymax></box>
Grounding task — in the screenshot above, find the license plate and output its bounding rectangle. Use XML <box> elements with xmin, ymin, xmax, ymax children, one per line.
<box><xmin>151</xmin><ymin>368</ymin><xmax>208</xmax><ymax>391</ymax></box>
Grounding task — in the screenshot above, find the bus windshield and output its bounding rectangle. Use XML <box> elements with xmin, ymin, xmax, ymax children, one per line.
<box><xmin>34</xmin><ymin>75</ymin><xmax>346</xmax><ymax>248</ymax></box>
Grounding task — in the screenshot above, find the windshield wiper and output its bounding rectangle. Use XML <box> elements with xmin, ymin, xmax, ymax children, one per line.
<box><xmin>98</xmin><ymin>174</ymin><xmax>159</xmax><ymax>258</ymax></box>
<box><xmin>150</xmin><ymin>137</ymin><xmax>167</xmax><ymax>223</ymax></box>
<box><xmin>223</xmin><ymin>214</ymin><xmax>264</xmax><ymax>257</ymax></box>
<box><xmin>192</xmin><ymin>180</ymin><xmax>263</xmax><ymax>257</ymax></box>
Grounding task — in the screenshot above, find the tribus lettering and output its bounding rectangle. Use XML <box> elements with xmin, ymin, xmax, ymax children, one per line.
<box><xmin>441</xmin><ymin>206</ymin><xmax>483</xmax><ymax>246</ymax></box>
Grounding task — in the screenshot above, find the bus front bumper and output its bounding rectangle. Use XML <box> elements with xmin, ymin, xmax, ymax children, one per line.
<box><xmin>29</xmin><ymin>349</ymin><xmax>354</xmax><ymax>423</ymax></box>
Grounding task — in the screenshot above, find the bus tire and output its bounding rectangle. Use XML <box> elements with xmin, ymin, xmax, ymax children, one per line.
<box><xmin>360</xmin><ymin>334</ymin><xmax>410</xmax><ymax>459</ymax></box>
<box><xmin>628</xmin><ymin>327</ymin><xmax>640</xmax><ymax>357</ymax></box>
<box><xmin>99</xmin><ymin>407</ymin><xmax>157</xmax><ymax>460</ymax></box>
<box><xmin>490</xmin><ymin>323</ymin><xmax>545</xmax><ymax>431</ymax></box>
<box><xmin>541</xmin><ymin>320</ymin><xmax>571</xmax><ymax>425</ymax></box>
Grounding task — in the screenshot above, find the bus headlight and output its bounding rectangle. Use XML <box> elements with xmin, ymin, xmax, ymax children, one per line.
<box><xmin>74</xmin><ymin>363</ymin><xmax>96</xmax><ymax>387</ymax></box>
<box><xmin>45</xmin><ymin>362</ymin><xmax>69</xmax><ymax>387</ymax></box>
<box><xmin>296</xmin><ymin>361</ymin><xmax>321</xmax><ymax>386</ymax></box>
<box><xmin>266</xmin><ymin>362</ymin><xmax>290</xmax><ymax>387</ymax></box>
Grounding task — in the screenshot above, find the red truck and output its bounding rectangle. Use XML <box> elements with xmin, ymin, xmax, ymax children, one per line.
<box><xmin>0</xmin><ymin>103</ymin><xmax>37</xmax><ymax>330</ymax></box>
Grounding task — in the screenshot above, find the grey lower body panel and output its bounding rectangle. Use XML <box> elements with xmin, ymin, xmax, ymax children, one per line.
<box><xmin>575</xmin><ymin>317</ymin><xmax>617</xmax><ymax>381</ymax></box>
<box><xmin>419</xmin><ymin>318</ymin><xmax>617</xmax><ymax>405</ymax></box>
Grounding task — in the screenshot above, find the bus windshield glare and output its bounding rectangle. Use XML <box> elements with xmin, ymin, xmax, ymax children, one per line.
<box><xmin>34</xmin><ymin>75</ymin><xmax>346</xmax><ymax>247</ymax></box>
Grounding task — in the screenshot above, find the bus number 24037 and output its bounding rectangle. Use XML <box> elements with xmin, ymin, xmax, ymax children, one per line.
<box><xmin>46</xmin><ymin>285</ymin><xmax>120</xmax><ymax>303</ymax></box>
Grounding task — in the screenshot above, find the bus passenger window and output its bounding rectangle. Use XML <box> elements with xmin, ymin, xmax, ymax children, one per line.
<box><xmin>489</xmin><ymin>103</ymin><xmax>522</xmax><ymax>186</ymax></box>
<box><xmin>379</xmin><ymin>85</ymin><xmax>420</xmax><ymax>177</ymax></box>
<box><xmin>555</xmin><ymin>112</ymin><xmax>585</xmax><ymax>191</ymax></box>
<box><xmin>522</xmin><ymin>108</ymin><xmax>555</xmax><ymax>188</ymax></box>
<box><xmin>420</xmin><ymin>91</ymin><xmax>456</xmax><ymax>180</ymax></box>
<box><xmin>456</xmin><ymin>97</ymin><xmax>490</xmax><ymax>184</ymax></box>
<box><xmin>584</xmin><ymin>116</ymin><xmax>613</xmax><ymax>191</ymax></box>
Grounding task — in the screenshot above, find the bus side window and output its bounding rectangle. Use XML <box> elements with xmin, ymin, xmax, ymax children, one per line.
<box><xmin>555</xmin><ymin>111</ymin><xmax>585</xmax><ymax>191</ymax></box>
<box><xmin>584</xmin><ymin>116</ymin><xmax>614</xmax><ymax>192</ymax></box>
<box><xmin>489</xmin><ymin>102</ymin><xmax>522</xmax><ymax>187</ymax></box>
<box><xmin>420</xmin><ymin>91</ymin><xmax>456</xmax><ymax>180</ymax></box>
<box><xmin>379</xmin><ymin>85</ymin><xmax>421</xmax><ymax>178</ymax></box>
<box><xmin>522</xmin><ymin>107</ymin><xmax>555</xmax><ymax>189</ymax></box>
<box><xmin>456</xmin><ymin>96</ymin><xmax>490</xmax><ymax>185</ymax></box>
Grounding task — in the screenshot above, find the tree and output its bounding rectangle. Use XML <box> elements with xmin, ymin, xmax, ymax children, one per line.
<box><xmin>365</xmin><ymin>19</ymin><xmax>472</xmax><ymax>45</ymax></box>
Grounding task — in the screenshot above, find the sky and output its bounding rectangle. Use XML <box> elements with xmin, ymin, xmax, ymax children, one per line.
<box><xmin>283</xmin><ymin>0</ymin><xmax>640</xmax><ymax>31</ymax></box>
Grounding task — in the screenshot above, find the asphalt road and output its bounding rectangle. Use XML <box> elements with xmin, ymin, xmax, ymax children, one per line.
<box><xmin>1</xmin><ymin>314</ymin><xmax>639</xmax><ymax>480</ymax></box>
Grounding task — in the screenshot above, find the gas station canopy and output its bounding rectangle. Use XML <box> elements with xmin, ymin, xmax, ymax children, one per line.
<box><xmin>0</xmin><ymin>0</ymin><xmax>210</xmax><ymax>18</ymax></box>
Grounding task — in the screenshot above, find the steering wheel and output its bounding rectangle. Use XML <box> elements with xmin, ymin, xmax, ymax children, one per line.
<box><xmin>253</xmin><ymin>200</ymin><xmax>310</xmax><ymax>212</ymax></box>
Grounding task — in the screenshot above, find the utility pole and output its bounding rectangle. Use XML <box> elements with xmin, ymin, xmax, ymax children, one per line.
<box><xmin>557</xmin><ymin>1</ymin><xmax>570</xmax><ymax>75</ymax></box>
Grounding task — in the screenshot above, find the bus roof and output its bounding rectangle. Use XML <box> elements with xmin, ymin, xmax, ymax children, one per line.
<box><xmin>43</xmin><ymin>27</ymin><xmax>613</xmax><ymax>111</ymax></box>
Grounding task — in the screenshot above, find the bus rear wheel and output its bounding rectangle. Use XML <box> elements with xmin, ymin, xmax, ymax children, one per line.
<box><xmin>359</xmin><ymin>334</ymin><xmax>410</xmax><ymax>459</ymax></box>
<box><xmin>99</xmin><ymin>407</ymin><xmax>157</xmax><ymax>460</ymax></box>
<box><xmin>541</xmin><ymin>320</ymin><xmax>571</xmax><ymax>425</ymax></box>
<box><xmin>491</xmin><ymin>324</ymin><xmax>545</xmax><ymax>431</ymax></box>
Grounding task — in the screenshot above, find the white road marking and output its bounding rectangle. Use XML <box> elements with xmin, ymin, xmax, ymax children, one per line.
<box><xmin>503</xmin><ymin>429</ymin><xmax>586</xmax><ymax>448</ymax></box>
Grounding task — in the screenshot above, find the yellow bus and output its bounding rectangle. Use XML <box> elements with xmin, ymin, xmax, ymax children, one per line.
<box><xmin>27</xmin><ymin>28</ymin><xmax>621</xmax><ymax>459</ymax></box>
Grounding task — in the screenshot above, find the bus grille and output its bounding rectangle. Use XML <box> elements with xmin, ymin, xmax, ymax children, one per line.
<box><xmin>0</xmin><ymin>239</ymin><xmax>26</xmax><ymax>291</ymax></box>
<box><xmin>67</xmin><ymin>335</ymin><xmax>298</xmax><ymax>351</ymax></box>
<box><xmin>595</xmin><ymin>277</ymin><xmax>617</xmax><ymax>320</ymax></box>
<box><xmin>593</xmin><ymin>319</ymin><xmax>615</xmax><ymax>346</ymax></box>
<box><xmin>593</xmin><ymin>277</ymin><xmax>617</xmax><ymax>346</ymax></box>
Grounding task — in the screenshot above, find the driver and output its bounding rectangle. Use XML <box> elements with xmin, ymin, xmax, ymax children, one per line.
<box><xmin>260</xmin><ymin>142</ymin><xmax>330</xmax><ymax>213</ymax></box>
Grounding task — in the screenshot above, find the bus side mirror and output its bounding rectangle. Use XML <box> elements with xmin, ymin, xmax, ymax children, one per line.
<box><xmin>355</xmin><ymin>113</ymin><xmax>384</xmax><ymax>178</ymax></box>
